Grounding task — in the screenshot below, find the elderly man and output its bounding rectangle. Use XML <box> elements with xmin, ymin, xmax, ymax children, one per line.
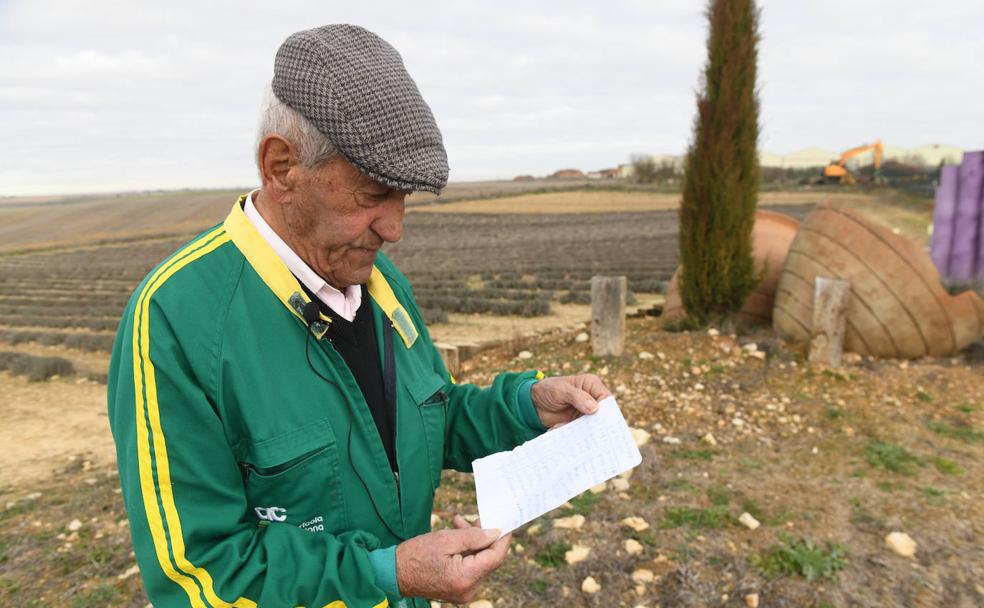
<box><xmin>109</xmin><ymin>24</ymin><xmax>610</xmax><ymax>607</ymax></box>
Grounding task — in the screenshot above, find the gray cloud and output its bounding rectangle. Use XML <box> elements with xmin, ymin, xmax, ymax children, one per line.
<box><xmin>0</xmin><ymin>0</ymin><xmax>981</xmax><ymax>195</ymax></box>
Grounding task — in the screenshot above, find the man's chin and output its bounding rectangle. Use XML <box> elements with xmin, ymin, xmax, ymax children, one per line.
<box><xmin>335</xmin><ymin>264</ymin><xmax>376</xmax><ymax>289</ymax></box>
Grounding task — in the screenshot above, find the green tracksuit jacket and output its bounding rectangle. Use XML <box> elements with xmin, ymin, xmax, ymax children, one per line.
<box><xmin>108</xmin><ymin>199</ymin><xmax>545</xmax><ymax>607</ymax></box>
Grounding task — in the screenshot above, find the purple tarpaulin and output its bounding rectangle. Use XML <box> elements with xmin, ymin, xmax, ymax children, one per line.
<box><xmin>949</xmin><ymin>151</ymin><xmax>983</xmax><ymax>281</ymax></box>
<box><xmin>931</xmin><ymin>165</ymin><xmax>960</xmax><ymax>276</ymax></box>
<box><xmin>931</xmin><ymin>150</ymin><xmax>984</xmax><ymax>284</ymax></box>
<box><xmin>977</xmin><ymin>153</ymin><xmax>984</xmax><ymax>283</ymax></box>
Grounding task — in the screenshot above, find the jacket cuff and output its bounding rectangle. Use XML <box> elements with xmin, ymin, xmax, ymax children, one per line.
<box><xmin>367</xmin><ymin>546</ymin><xmax>400</xmax><ymax>599</ymax></box>
<box><xmin>515</xmin><ymin>372</ymin><xmax>547</xmax><ymax>432</ymax></box>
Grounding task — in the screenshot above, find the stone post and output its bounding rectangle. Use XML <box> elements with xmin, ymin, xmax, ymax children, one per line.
<box><xmin>591</xmin><ymin>276</ymin><xmax>627</xmax><ymax>357</ymax></box>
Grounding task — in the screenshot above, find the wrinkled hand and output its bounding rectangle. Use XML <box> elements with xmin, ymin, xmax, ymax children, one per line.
<box><xmin>530</xmin><ymin>374</ymin><xmax>613</xmax><ymax>428</ymax></box>
<box><xmin>395</xmin><ymin>515</ymin><xmax>511</xmax><ymax>603</ymax></box>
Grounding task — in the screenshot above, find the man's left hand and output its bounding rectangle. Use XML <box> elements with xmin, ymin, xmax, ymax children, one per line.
<box><xmin>530</xmin><ymin>374</ymin><xmax>612</xmax><ymax>428</ymax></box>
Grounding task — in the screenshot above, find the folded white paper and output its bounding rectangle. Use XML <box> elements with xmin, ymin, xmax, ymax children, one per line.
<box><xmin>472</xmin><ymin>396</ymin><xmax>642</xmax><ymax>535</ymax></box>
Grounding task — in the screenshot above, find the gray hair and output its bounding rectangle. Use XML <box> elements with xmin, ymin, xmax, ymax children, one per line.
<box><xmin>255</xmin><ymin>86</ymin><xmax>337</xmax><ymax>171</ymax></box>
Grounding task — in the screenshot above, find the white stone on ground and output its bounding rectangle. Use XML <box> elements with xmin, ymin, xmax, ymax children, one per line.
<box><xmin>575</xmin><ymin>333</ymin><xmax>589</xmax><ymax>343</ymax></box>
<box><xmin>67</xmin><ymin>519</ymin><xmax>83</xmax><ymax>532</ymax></box>
<box><xmin>738</xmin><ymin>512</ymin><xmax>760</xmax><ymax>530</ymax></box>
<box><xmin>517</xmin><ymin>350</ymin><xmax>533</xmax><ymax>360</ymax></box>
<box><xmin>553</xmin><ymin>514</ymin><xmax>585</xmax><ymax>530</ymax></box>
<box><xmin>630</xmin><ymin>427</ymin><xmax>651</xmax><ymax>447</ymax></box>
<box><xmin>589</xmin><ymin>482</ymin><xmax>607</xmax><ymax>494</ymax></box>
<box><xmin>702</xmin><ymin>432</ymin><xmax>717</xmax><ymax>446</ymax></box>
<box><xmin>565</xmin><ymin>544</ymin><xmax>591</xmax><ymax>565</ymax></box>
<box><xmin>631</xmin><ymin>568</ymin><xmax>655</xmax><ymax>583</ymax></box>
<box><xmin>117</xmin><ymin>564</ymin><xmax>140</xmax><ymax>580</ymax></box>
<box><xmin>638</xmin><ymin>351</ymin><xmax>654</xmax><ymax>359</ymax></box>
<box><xmin>621</xmin><ymin>516</ymin><xmax>650</xmax><ymax>532</ymax></box>
<box><xmin>885</xmin><ymin>532</ymin><xmax>917</xmax><ymax>557</ymax></box>
<box><xmin>468</xmin><ymin>600</ymin><xmax>493</xmax><ymax>608</ymax></box>
<box><xmin>581</xmin><ymin>576</ymin><xmax>601</xmax><ymax>594</ymax></box>
<box><xmin>744</xmin><ymin>593</ymin><xmax>760</xmax><ymax>608</ymax></box>
<box><xmin>624</xmin><ymin>538</ymin><xmax>644</xmax><ymax>555</ymax></box>
<box><xmin>610</xmin><ymin>477</ymin><xmax>630</xmax><ymax>492</ymax></box>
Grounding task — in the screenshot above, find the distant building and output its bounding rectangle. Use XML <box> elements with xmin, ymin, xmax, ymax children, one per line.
<box><xmin>513</xmin><ymin>174</ymin><xmax>536</xmax><ymax>181</ymax></box>
<box><xmin>618</xmin><ymin>154</ymin><xmax>684</xmax><ymax>179</ymax></box>
<box><xmin>758</xmin><ymin>144</ymin><xmax>965</xmax><ymax>169</ymax></box>
<box><xmin>551</xmin><ymin>168</ymin><xmax>585</xmax><ymax>179</ymax></box>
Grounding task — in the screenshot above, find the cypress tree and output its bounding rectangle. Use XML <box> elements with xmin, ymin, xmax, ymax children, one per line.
<box><xmin>678</xmin><ymin>0</ymin><xmax>761</xmax><ymax>326</ymax></box>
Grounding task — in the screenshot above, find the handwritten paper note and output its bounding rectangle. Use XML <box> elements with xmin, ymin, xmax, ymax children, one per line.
<box><xmin>472</xmin><ymin>396</ymin><xmax>642</xmax><ymax>535</ymax></box>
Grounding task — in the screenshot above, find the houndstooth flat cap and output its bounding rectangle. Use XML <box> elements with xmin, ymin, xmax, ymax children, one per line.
<box><xmin>273</xmin><ymin>25</ymin><xmax>448</xmax><ymax>193</ymax></box>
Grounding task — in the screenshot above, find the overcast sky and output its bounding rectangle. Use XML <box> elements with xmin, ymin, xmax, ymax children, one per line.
<box><xmin>1</xmin><ymin>0</ymin><xmax>982</xmax><ymax>195</ymax></box>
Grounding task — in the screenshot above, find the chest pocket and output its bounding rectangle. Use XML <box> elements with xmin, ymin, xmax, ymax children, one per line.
<box><xmin>238</xmin><ymin>419</ymin><xmax>346</xmax><ymax>534</ymax></box>
<box><xmin>407</xmin><ymin>372</ymin><xmax>448</xmax><ymax>491</ymax></box>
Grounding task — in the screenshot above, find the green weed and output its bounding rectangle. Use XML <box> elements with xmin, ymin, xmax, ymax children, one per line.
<box><xmin>916</xmin><ymin>391</ymin><xmax>933</xmax><ymax>402</ymax></box>
<box><xmin>752</xmin><ymin>535</ymin><xmax>847</xmax><ymax>581</ymax></box>
<box><xmin>923</xmin><ymin>419</ymin><xmax>983</xmax><ymax>444</ymax></box>
<box><xmin>931</xmin><ymin>456</ymin><xmax>961</xmax><ymax>475</ymax></box>
<box><xmin>527</xmin><ymin>579</ymin><xmax>549</xmax><ymax>595</ymax></box>
<box><xmin>660</xmin><ymin>506</ymin><xmax>730</xmax><ymax>529</ymax></box>
<box><xmin>533</xmin><ymin>541</ymin><xmax>571</xmax><ymax>568</ymax></box>
<box><xmin>706</xmin><ymin>485</ymin><xmax>732</xmax><ymax>506</ymax></box>
<box><xmin>560</xmin><ymin>491</ymin><xmax>602</xmax><ymax>517</ymax></box>
<box><xmin>738</xmin><ymin>458</ymin><xmax>763</xmax><ymax>470</ymax></box>
<box><xmin>953</xmin><ymin>403</ymin><xmax>979</xmax><ymax>414</ymax></box>
<box><xmin>627</xmin><ymin>528</ymin><xmax>658</xmax><ymax>547</ymax></box>
<box><xmin>764</xmin><ymin>510</ymin><xmax>795</xmax><ymax>527</ymax></box>
<box><xmin>864</xmin><ymin>441</ymin><xmax>922</xmax><ymax>475</ymax></box>
<box><xmin>740</xmin><ymin>499</ymin><xmax>762</xmax><ymax>519</ymax></box>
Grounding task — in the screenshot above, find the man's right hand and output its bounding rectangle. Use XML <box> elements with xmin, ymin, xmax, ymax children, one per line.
<box><xmin>395</xmin><ymin>515</ymin><xmax>511</xmax><ymax>603</ymax></box>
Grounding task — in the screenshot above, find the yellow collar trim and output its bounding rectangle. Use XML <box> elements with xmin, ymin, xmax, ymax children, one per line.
<box><xmin>367</xmin><ymin>266</ymin><xmax>418</xmax><ymax>348</ymax></box>
<box><xmin>224</xmin><ymin>196</ymin><xmax>417</xmax><ymax>347</ymax></box>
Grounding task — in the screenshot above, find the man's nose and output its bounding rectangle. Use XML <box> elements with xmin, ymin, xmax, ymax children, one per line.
<box><xmin>372</xmin><ymin>194</ymin><xmax>406</xmax><ymax>243</ymax></box>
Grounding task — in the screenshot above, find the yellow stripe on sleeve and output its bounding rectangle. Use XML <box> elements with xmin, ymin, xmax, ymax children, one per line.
<box><xmin>132</xmin><ymin>228</ymin><xmax>258</xmax><ymax>608</ymax></box>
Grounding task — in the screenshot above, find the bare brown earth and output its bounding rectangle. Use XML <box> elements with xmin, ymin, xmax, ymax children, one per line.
<box><xmin>0</xmin><ymin>184</ymin><xmax>894</xmax><ymax>254</ymax></box>
<box><xmin>0</xmin><ymin>374</ymin><xmax>113</xmax><ymax>488</ymax></box>
<box><xmin>411</xmin><ymin>190</ymin><xmax>880</xmax><ymax>215</ymax></box>
<box><xmin>0</xmin><ymin>179</ymin><xmax>592</xmax><ymax>253</ymax></box>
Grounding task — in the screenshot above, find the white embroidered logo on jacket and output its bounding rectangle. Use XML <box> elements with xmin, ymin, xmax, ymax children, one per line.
<box><xmin>254</xmin><ymin>506</ymin><xmax>287</xmax><ymax>522</ymax></box>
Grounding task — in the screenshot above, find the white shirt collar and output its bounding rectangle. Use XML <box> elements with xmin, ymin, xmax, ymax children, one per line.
<box><xmin>242</xmin><ymin>190</ymin><xmax>362</xmax><ymax>321</ymax></box>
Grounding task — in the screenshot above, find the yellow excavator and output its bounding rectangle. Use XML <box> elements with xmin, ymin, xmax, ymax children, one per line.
<box><xmin>822</xmin><ymin>140</ymin><xmax>884</xmax><ymax>185</ymax></box>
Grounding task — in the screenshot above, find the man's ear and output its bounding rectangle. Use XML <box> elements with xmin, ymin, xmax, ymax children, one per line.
<box><xmin>257</xmin><ymin>135</ymin><xmax>296</xmax><ymax>197</ymax></box>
